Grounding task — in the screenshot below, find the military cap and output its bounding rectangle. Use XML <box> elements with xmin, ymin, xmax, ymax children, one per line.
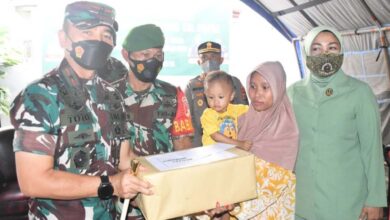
<box><xmin>122</xmin><ymin>24</ymin><xmax>165</xmax><ymax>52</ymax></box>
<box><xmin>65</xmin><ymin>1</ymin><xmax>118</xmax><ymax>32</ymax></box>
<box><xmin>198</xmin><ymin>41</ymin><xmax>221</xmax><ymax>54</ymax></box>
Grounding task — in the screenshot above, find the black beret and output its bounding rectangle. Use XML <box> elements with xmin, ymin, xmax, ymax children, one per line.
<box><xmin>198</xmin><ymin>41</ymin><xmax>221</xmax><ymax>54</ymax></box>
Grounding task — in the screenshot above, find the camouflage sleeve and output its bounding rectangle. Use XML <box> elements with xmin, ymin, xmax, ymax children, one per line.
<box><xmin>171</xmin><ymin>87</ymin><xmax>194</xmax><ymax>138</ymax></box>
<box><xmin>96</xmin><ymin>56</ymin><xmax>128</xmax><ymax>83</ymax></box>
<box><xmin>10</xmin><ymin>82</ymin><xmax>60</xmax><ymax>156</ymax></box>
<box><xmin>233</xmin><ymin>77</ymin><xmax>249</xmax><ymax>105</ymax></box>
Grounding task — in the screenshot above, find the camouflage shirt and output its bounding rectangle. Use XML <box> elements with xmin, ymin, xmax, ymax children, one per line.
<box><xmin>10</xmin><ymin>59</ymin><xmax>129</xmax><ymax>220</ymax></box>
<box><xmin>185</xmin><ymin>73</ymin><xmax>249</xmax><ymax>147</ymax></box>
<box><xmin>113</xmin><ymin>76</ymin><xmax>193</xmax><ymax>156</ymax></box>
<box><xmin>112</xmin><ymin>76</ymin><xmax>194</xmax><ymax>219</ymax></box>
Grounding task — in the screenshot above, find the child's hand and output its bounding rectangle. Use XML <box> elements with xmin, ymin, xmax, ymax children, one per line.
<box><xmin>204</xmin><ymin>202</ymin><xmax>234</xmax><ymax>219</ymax></box>
<box><xmin>238</xmin><ymin>140</ymin><xmax>252</xmax><ymax>151</ymax></box>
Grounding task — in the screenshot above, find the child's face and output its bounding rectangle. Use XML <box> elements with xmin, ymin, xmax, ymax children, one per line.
<box><xmin>248</xmin><ymin>73</ymin><xmax>273</xmax><ymax>112</ymax></box>
<box><xmin>205</xmin><ymin>81</ymin><xmax>234</xmax><ymax>113</ymax></box>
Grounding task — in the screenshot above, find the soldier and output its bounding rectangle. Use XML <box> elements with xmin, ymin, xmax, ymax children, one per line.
<box><xmin>185</xmin><ymin>41</ymin><xmax>249</xmax><ymax>147</ymax></box>
<box><xmin>115</xmin><ymin>24</ymin><xmax>194</xmax><ymax>218</ymax></box>
<box><xmin>9</xmin><ymin>2</ymin><xmax>152</xmax><ymax>219</ymax></box>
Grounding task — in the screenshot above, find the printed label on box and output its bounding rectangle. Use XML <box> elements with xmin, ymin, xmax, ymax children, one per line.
<box><xmin>146</xmin><ymin>143</ymin><xmax>236</xmax><ymax>171</ymax></box>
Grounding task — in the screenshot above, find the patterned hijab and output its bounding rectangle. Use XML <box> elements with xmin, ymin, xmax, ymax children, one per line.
<box><xmin>238</xmin><ymin>61</ymin><xmax>299</xmax><ymax>170</ymax></box>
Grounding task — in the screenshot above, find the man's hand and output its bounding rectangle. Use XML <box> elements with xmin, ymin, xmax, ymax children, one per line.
<box><xmin>111</xmin><ymin>165</ymin><xmax>153</xmax><ymax>199</ymax></box>
<box><xmin>359</xmin><ymin>206</ymin><xmax>383</xmax><ymax>220</ymax></box>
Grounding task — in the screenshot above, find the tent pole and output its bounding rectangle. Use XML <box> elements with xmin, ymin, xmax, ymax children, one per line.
<box><xmin>292</xmin><ymin>26</ymin><xmax>390</xmax><ymax>41</ymax></box>
<box><xmin>341</xmin><ymin>26</ymin><xmax>390</xmax><ymax>36</ymax></box>
<box><xmin>381</xmin><ymin>34</ymin><xmax>390</xmax><ymax>85</ymax></box>
<box><xmin>360</xmin><ymin>0</ymin><xmax>390</xmax><ymax>84</ymax></box>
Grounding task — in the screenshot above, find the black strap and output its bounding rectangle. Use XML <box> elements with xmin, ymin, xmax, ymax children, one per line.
<box><xmin>100</xmin><ymin>175</ymin><xmax>109</xmax><ymax>184</ymax></box>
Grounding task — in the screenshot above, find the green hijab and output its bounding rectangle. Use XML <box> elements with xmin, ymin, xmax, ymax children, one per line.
<box><xmin>304</xmin><ymin>26</ymin><xmax>344</xmax><ymax>87</ymax></box>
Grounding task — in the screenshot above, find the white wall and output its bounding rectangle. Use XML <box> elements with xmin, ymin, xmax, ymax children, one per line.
<box><xmin>0</xmin><ymin>0</ymin><xmax>301</xmax><ymax>126</ymax></box>
<box><xmin>160</xmin><ymin>1</ymin><xmax>301</xmax><ymax>89</ymax></box>
<box><xmin>229</xmin><ymin>1</ymin><xmax>301</xmax><ymax>88</ymax></box>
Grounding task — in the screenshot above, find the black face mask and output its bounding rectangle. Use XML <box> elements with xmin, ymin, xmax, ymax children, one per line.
<box><xmin>68</xmin><ymin>40</ymin><xmax>113</xmax><ymax>70</ymax></box>
<box><xmin>128</xmin><ymin>57</ymin><xmax>163</xmax><ymax>83</ymax></box>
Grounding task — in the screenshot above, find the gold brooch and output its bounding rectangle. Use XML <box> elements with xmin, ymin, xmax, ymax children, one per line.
<box><xmin>325</xmin><ymin>88</ymin><xmax>333</xmax><ymax>96</ymax></box>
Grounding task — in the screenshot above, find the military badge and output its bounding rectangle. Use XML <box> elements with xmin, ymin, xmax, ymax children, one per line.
<box><xmin>75</xmin><ymin>46</ymin><xmax>84</xmax><ymax>59</ymax></box>
<box><xmin>197</xmin><ymin>99</ymin><xmax>203</xmax><ymax>107</ymax></box>
<box><xmin>137</xmin><ymin>63</ymin><xmax>145</xmax><ymax>73</ymax></box>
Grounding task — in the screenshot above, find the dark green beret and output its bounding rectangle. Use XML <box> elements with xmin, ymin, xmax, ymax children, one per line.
<box><xmin>122</xmin><ymin>24</ymin><xmax>165</xmax><ymax>52</ymax></box>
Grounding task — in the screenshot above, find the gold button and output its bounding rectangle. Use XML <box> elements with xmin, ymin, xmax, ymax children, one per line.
<box><xmin>197</xmin><ymin>99</ymin><xmax>204</xmax><ymax>107</ymax></box>
<box><xmin>325</xmin><ymin>88</ymin><xmax>333</xmax><ymax>96</ymax></box>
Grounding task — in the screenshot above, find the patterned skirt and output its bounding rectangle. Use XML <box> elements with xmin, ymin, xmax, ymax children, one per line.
<box><xmin>230</xmin><ymin>157</ymin><xmax>296</xmax><ymax>220</ymax></box>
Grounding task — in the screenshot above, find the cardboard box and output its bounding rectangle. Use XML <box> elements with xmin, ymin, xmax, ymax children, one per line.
<box><xmin>135</xmin><ymin>143</ymin><xmax>257</xmax><ymax>220</ymax></box>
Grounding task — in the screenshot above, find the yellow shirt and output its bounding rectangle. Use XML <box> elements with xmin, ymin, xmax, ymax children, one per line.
<box><xmin>200</xmin><ymin>104</ymin><xmax>249</xmax><ymax>145</ymax></box>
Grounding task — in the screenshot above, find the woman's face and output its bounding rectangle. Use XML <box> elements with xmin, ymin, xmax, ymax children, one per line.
<box><xmin>248</xmin><ymin>73</ymin><xmax>273</xmax><ymax>112</ymax></box>
<box><xmin>310</xmin><ymin>31</ymin><xmax>341</xmax><ymax>56</ymax></box>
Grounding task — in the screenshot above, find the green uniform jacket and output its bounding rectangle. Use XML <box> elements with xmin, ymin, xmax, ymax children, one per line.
<box><xmin>288</xmin><ymin>71</ymin><xmax>386</xmax><ymax>220</ymax></box>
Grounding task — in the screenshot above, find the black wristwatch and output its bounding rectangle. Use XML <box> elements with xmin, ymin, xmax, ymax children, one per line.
<box><xmin>98</xmin><ymin>175</ymin><xmax>114</xmax><ymax>200</ymax></box>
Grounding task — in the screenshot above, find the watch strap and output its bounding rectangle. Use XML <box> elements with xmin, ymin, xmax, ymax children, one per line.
<box><xmin>100</xmin><ymin>175</ymin><xmax>109</xmax><ymax>184</ymax></box>
<box><xmin>98</xmin><ymin>175</ymin><xmax>113</xmax><ymax>200</ymax></box>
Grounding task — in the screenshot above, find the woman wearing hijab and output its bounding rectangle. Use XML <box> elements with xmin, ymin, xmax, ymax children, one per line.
<box><xmin>230</xmin><ymin>61</ymin><xmax>299</xmax><ymax>219</ymax></box>
<box><xmin>288</xmin><ymin>26</ymin><xmax>386</xmax><ymax>220</ymax></box>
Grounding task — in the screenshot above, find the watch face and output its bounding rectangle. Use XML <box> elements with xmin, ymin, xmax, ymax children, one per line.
<box><xmin>98</xmin><ymin>183</ymin><xmax>114</xmax><ymax>200</ymax></box>
<box><xmin>98</xmin><ymin>176</ymin><xmax>114</xmax><ymax>200</ymax></box>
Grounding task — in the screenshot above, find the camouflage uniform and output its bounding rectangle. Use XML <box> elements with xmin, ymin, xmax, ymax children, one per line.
<box><xmin>113</xmin><ymin>76</ymin><xmax>193</xmax><ymax>156</ymax></box>
<box><xmin>97</xmin><ymin>57</ymin><xmax>128</xmax><ymax>84</ymax></box>
<box><xmin>185</xmin><ymin>74</ymin><xmax>249</xmax><ymax>147</ymax></box>
<box><xmin>111</xmin><ymin>76</ymin><xmax>193</xmax><ymax>219</ymax></box>
<box><xmin>10</xmin><ymin>60</ymin><xmax>129</xmax><ymax>219</ymax></box>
